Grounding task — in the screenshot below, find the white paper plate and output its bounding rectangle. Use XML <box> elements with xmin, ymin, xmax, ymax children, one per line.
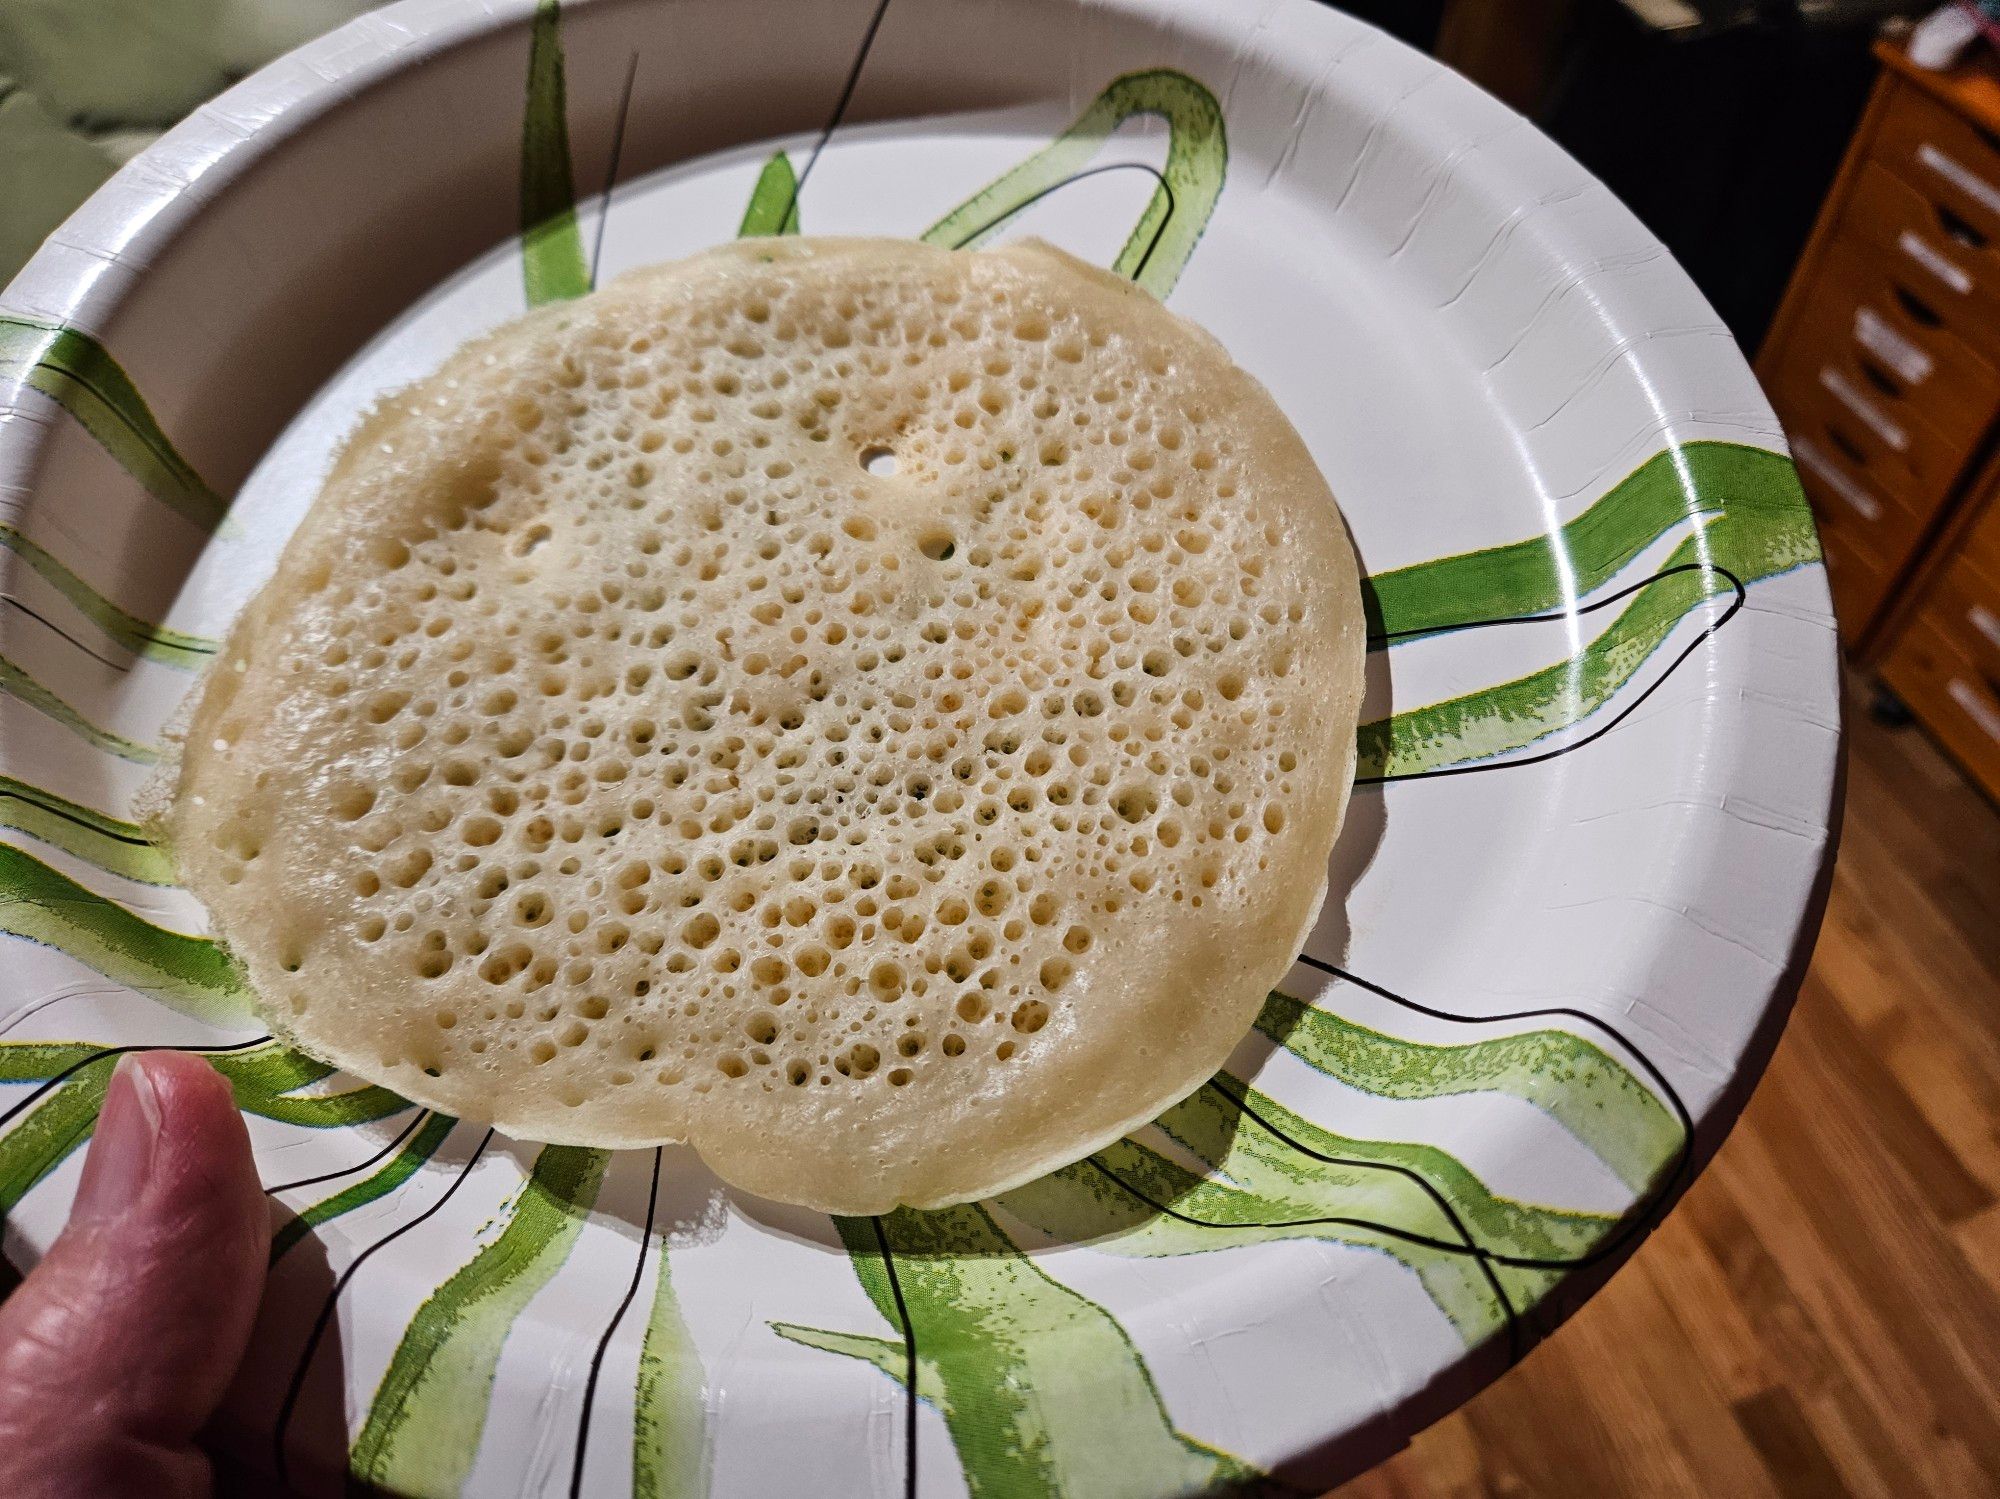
<box><xmin>0</xmin><ymin>0</ymin><xmax>1840</xmax><ymax>1493</ymax></box>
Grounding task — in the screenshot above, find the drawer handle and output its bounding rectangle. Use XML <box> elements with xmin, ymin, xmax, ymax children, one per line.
<box><xmin>1793</xmin><ymin>437</ymin><xmax>1883</xmax><ymax>521</ymax></box>
<box><xmin>1854</xmin><ymin>306</ymin><xmax>1933</xmax><ymax>383</ymax></box>
<box><xmin>1825</xmin><ymin>421</ymin><xmax>1869</xmax><ymax>469</ymax></box>
<box><xmin>1936</xmin><ymin>200</ymin><xmax>1989</xmax><ymax>249</ymax></box>
<box><xmin>1899</xmin><ymin>230</ymin><xmax>1975</xmax><ymax>295</ymax></box>
<box><xmin>1947</xmin><ymin>677</ymin><xmax>2000</xmax><ymax>743</ymax></box>
<box><xmin>1971</xmin><ymin>603</ymin><xmax>2000</xmax><ymax>651</ymax></box>
<box><xmin>1919</xmin><ymin>142</ymin><xmax>2000</xmax><ymax>220</ymax></box>
<box><xmin>1819</xmin><ymin>367</ymin><xmax>1908</xmax><ymax>452</ymax></box>
<box><xmin>1894</xmin><ymin>283</ymin><xmax>1945</xmax><ymax>327</ymax></box>
<box><xmin>1858</xmin><ymin>357</ymin><xmax>1903</xmax><ymax>400</ymax></box>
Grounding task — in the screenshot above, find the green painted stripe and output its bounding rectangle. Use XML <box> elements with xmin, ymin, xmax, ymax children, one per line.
<box><xmin>1360</xmin><ymin>442</ymin><xmax>1816</xmax><ymax>779</ymax></box>
<box><xmin>0</xmin><ymin>1040</ymin><xmax>120</xmax><ymax>1085</ymax></box>
<box><xmin>1368</xmin><ymin>442</ymin><xmax>1808</xmax><ymax>639</ymax></box>
<box><xmin>0</xmin><ymin>316</ymin><xmax>227</xmax><ymax>531</ymax></box>
<box><xmin>0</xmin><ymin>842</ymin><xmax>249</xmax><ymax>1025</ymax></box>
<box><xmin>777</xmin><ymin>1206</ymin><xmax>1255</xmax><ymax>1499</ymax></box>
<box><xmin>1</xmin><ymin>653</ymin><xmax>157</xmax><ymax>762</ymax></box>
<box><xmin>0</xmin><ymin>524</ymin><xmax>216</xmax><ymax>668</ymax></box>
<box><xmin>1169</xmin><ymin>1079</ymin><xmax>1613</xmax><ymax>1265</ymax></box>
<box><xmin>1359</xmin><ymin>533</ymin><xmax>1729</xmax><ymax>779</ymax></box>
<box><xmin>0</xmin><ymin>774</ymin><xmax>175</xmax><ymax>885</ymax></box>
<box><xmin>0</xmin><ymin>1038</ymin><xmax>320</xmax><ymax>1093</ymax></box>
<box><xmin>1259</xmin><ymin>993</ymin><xmax>1679</xmax><ymax>1194</ymax></box>
<box><xmin>736</xmin><ymin>151</ymin><xmax>802</xmax><ymax>237</ymax></box>
<box><xmin>521</xmin><ymin>0</ymin><xmax>590</xmax><ymax>307</ymax></box>
<box><xmin>0</xmin><ymin>1039</ymin><xmax>406</xmax><ymax>1127</ymax></box>
<box><xmin>270</xmin><ymin>1112</ymin><xmax>458</xmax><ymax>1264</ymax></box>
<box><xmin>921</xmin><ymin>69</ymin><xmax>1227</xmax><ymax>298</ymax></box>
<box><xmin>215</xmin><ymin>1043</ymin><xmax>408</xmax><ymax>1129</ymax></box>
<box><xmin>350</xmin><ymin>1145</ymin><xmax>610</xmax><ymax>1494</ymax></box>
<box><xmin>633</xmin><ymin>1236</ymin><xmax>709</xmax><ymax>1499</ymax></box>
<box><xmin>0</xmin><ymin>1039</ymin><xmax>391</xmax><ymax>1218</ymax></box>
<box><xmin>1000</xmin><ymin>1078</ymin><xmax>1614</xmax><ymax>1345</ymax></box>
<box><xmin>0</xmin><ymin>1056</ymin><xmax>114</xmax><ymax>1215</ymax></box>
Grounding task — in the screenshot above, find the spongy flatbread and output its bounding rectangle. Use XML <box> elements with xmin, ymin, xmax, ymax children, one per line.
<box><xmin>161</xmin><ymin>238</ymin><xmax>1366</xmax><ymax>1213</ymax></box>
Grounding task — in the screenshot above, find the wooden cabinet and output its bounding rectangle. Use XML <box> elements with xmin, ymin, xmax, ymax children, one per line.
<box><xmin>1880</xmin><ymin>509</ymin><xmax>2000</xmax><ymax>796</ymax></box>
<box><xmin>1761</xmin><ymin>36</ymin><xmax>2000</xmax><ymax>801</ymax></box>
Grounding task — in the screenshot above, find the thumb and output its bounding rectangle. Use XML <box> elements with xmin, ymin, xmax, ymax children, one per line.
<box><xmin>0</xmin><ymin>1051</ymin><xmax>268</xmax><ymax>1499</ymax></box>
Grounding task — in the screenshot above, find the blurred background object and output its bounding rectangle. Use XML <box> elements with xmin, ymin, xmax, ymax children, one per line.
<box><xmin>1431</xmin><ymin>0</ymin><xmax>1911</xmax><ymax>348</ymax></box>
<box><xmin>0</xmin><ymin>0</ymin><xmax>378</xmax><ymax>280</ymax></box>
<box><xmin>1748</xmin><ymin>23</ymin><xmax>2000</xmax><ymax>805</ymax></box>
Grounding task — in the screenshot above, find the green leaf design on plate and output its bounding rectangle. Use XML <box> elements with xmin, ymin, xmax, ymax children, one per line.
<box><xmin>1368</xmin><ymin>442</ymin><xmax>1809</xmax><ymax>638</ymax></box>
<box><xmin>1258</xmin><ymin>993</ymin><xmax>1678</xmax><ymax>1194</ymax></box>
<box><xmin>214</xmin><ymin>1041</ymin><xmax>407</xmax><ymax>1129</ymax></box>
<box><xmin>0</xmin><ymin>316</ymin><xmax>227</xmax><ymax>531</ymax></box>
<box><xmin>0</xmin><ymin>773</ymin><xmax>175</xmax><ymax>885</ymax></box>
<box><xmin>1000</xmin><ymin>1079</ymin><xmax>1612</xmax><ymax>1344</ymax></box>
<box><xmin>0</xmin><ymin>1052</ymin><xmax>115</xmax><ymax>1216</ymax></box>
<box><xmin>349</xmin><ymin>1145</ymin><xmax>610</xmax><ymax>1494</ymax></box>
<box><xmin>270</xmin><ymin>1112</ymin><xmax>457</xmax><ymax>1264</ymax></box>
<box><xmin>520</xmin><ymin>0</ymin><xmax>590</xmax><ymax>307</ymax></box>
<box><xmin>922</xmin><ymin>69</ymin><xmax>1227</xmax><ymax>298</ymax></box>
<box><xmin>634</xmin><ymin>1236</ymin><xmax>710</xmax><ymax>1499</ymax></box>
<box><xmin>0</xmin><ymin>842</ymin><xmax>248</xmax><ymax>1024</ymax></box>
<box><xmin>0</xmin><ymin>1038</ymin><xmax>404</xmax><ymax>1126</ymax></box>
<box><xmin>737</xmin><ymin>151</ymin><xmax>803</xmax><ymax>238</ymax></box>
<box><xmin>1</xmin><ymin>652</ymin><xmax>156</xmax><ymax>763</ymax></box>
<box><xmin>0</xmin><ymin>1038</ymin><xmax>407</xmax><ymax>1215</ymax></box>
<box><xmin>1360</xmin><ymin>442</ymin><xmax>1815</xmax><ymax>779</ymax></box>
<box><xmin>774</xmin><ymin>1206</ymin><xmax>1258</xmax><ymax>1498</ymax></box>
<box><xmin>1</xmin><ymin>524</ymin><xmax>217</xmax><ymax>668</ymax></box>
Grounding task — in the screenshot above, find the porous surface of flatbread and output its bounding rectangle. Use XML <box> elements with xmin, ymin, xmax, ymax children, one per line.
<box><xmin>161</xmin><ymin>238</ymin><xmax>1366</xmax><ymax>1212</ymax></box>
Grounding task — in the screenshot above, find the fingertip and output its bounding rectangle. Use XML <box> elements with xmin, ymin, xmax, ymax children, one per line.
<box><xmin>0</xmin><ymin>1051</ymin><xmax>270</xmax><ymax>1497</ymax></box>
<box><xmin>135</xmin><ymin>1049</ymin><xmax>267</xmax><ymax>1257</ymax></box>
<box><xmin>134</xmin><ymin>1047</ymin><xmax>244</xmax><ymax>1121</ymax></box>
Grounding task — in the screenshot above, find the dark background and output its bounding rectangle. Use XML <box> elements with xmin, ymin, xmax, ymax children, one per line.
<box><xmin>1331</xmin><ymin>0</ymin><xmax>1889</xmax><ymax>353</ymax></box>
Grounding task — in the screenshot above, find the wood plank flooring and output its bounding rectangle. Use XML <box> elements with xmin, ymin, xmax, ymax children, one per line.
<box><xmin>1334</xmin><ymin>687</ymin><xmax>2000</xmax><ymax>1498</ymax></box>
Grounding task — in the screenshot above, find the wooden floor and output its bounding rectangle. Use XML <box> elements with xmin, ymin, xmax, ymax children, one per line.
<box><xmin>1334</xmin><ymin>687</ymin><xmax>2000</xmax><ymax>1499</ymax></box>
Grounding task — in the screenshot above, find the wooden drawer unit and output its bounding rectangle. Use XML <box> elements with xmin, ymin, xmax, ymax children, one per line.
<box><xmin>1841</xmin><ymin>161</ymin><xmax>2000</xmax><ymax>343</ymax></box>
<box><xmin>1764</xmin><ymin>39</ymin><xmax>2000</xmax><ymax>799</ymax></box>
<box><xmin>1880</xmin><ymin>483</ymin><xmax>2000</xmax><ymax>802</ymax></box>
<box><xmin>1808</xmin><ymin>227</ymin><xmax>2000</xmax><ymax>447</ymax></box>
<box><xmin>1958</xmin><ymin>488</ymin><xmax>2000</xmax><ymax>589</ymax></box>
<box><xmin>1792</xmin><ymin>432</ymin><xmax>1917</xmax><ymax>635</ymax></box>
<box><xmin>1818</xmin><ymin>512</ymin><xmax>1900</xmax><ymax>639</ymax></box>
<box><xmin>1932</xmin><ymin>562</ymin><xmax>2000</xmax><ymax>680</ymax></box>
<box><xmin>1760</xmin><ymin>41</ymin><xmax>2000</xmax><ymax>652</ymax></box>
<box><xmin>1881</xmin><ymin>610</ymin><xmax>2000</xmax><ymax>801</ymax></box>
<box><xmin>1870</xmin><ymin>72</ymin><xmax>2000</xmax><ymax>298</ymax></box>
<box><xmin>1768</xmin><ymin>307</ymin><xmax>1973</xmax><ymax>512</ymax></box>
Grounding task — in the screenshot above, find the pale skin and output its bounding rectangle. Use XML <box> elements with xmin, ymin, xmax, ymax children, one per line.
<box><xmin>0</xmin><ymin>1053</ymin><xmax>267</xmax><ymax>1498</ymax></box>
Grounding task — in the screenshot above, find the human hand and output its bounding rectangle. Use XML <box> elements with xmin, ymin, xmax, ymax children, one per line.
<box><xmin>0</xmin><ymin>1052</ymin><xmax>268</xmax><ymax>1498</ymax></box>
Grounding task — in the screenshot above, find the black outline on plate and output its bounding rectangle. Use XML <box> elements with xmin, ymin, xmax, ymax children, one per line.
<box><xmin>1356</xmin><ymin>562</ymin><xmax>1746</xmax><ymax>786</ymax></box>
<box><xmin>871</xmin><ymin>1214</ymin><xmax>920</xmax><ymax>1499</ymax></box>
<box><xmin>568</xmin><ymin>1146</ymin><xmax>664</xmax><ymax>1499</ymax></box>
<box><xmin>262</xmin><ymin>1108</ymin><xmax>429</xmax><ymax>1196</ymax></box>
<box><xmin>0</xmin><ymin>784</ymin><xmax>156</xmax><ymax>849</ymax></box>
<box><xmin>271</xmin><ymin>1126</ymin><xmax>495</xmax><ymax>1489</ymax></box>
<box><xmin>945</xmin><ymin>162</ymin><xmax>1178</xmax><ymax>285</ymax></box>
<box><xmin>778</xmin><ymin>0</ymin><xmax>896</xmax><ymax>231</ymax></box>
<box><xmin>0</xmin><ymin>1035</ymin><xmax>272</xmax><ymax>1133</ymax></box>
<box><xmin>588</xmin><ymin>52</ymin><xmax>641</xmax><ymax>288</ymax></box>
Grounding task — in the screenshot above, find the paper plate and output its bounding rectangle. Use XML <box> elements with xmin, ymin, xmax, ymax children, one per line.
<box><xmin>0</xmin><ymin>0</ymin><xmax>1840</xmax><ymax>1492</ymax></box>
